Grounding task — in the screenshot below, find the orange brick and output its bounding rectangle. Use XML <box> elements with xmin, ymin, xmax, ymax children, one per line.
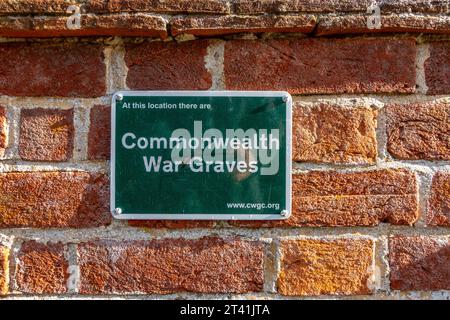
<box><xmin>428</xmin><ymin>172</ymin><xmax>450</xmax><ymax>226</ymax></box>
<box><xmin>0</xmin><ymin>106</ymin><xmax>7</xmax><ymax>150</ymax></box>
<box><xmin>232</xmin><ymin>169</ymin><xmax>418</xmax><ymax>227</ymax></box>
<box><xmin>16</xmin><ymin>241</ymin><xmax>68</xmax><ymax>294</ymax></box>
<box><xmin>0</xmin><ymin>172</ymin><xmax>111</xmax><ymax>228</ymax></box>
<box><xmin>293</xmin><ymin>104</ymin><xmax>377</xmax><ymax>164</ymax></box>
<box><xmin>19</xmin><ymin>108</ymin><xmax>74</xmax><ymax>162</ymax></box>
<box><xmin>0</xmin><ymin>246</ymin><xmax>8</xmax><ymax>295</ymax></box>
<box><xmin>279</xmin><ymin>239</ymin><xmax>374</xmax><ymax>296</ymax></box>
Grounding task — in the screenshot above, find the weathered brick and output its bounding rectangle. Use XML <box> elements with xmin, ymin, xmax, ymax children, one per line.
<box><xmin>293</xmin><ymin>104</ymin><xmax>377</xmax><ymax>164</ymax></box>
<box><xmin>317</xmin><ymin>14</ymin><xmax>450</xmax><ymax>36</ymax></box>
<box><xmin>16</xmin><ymin>241</ymin><xmax>68</xmax><ymax>294</ymax></box>
<box><xmin>0</xmin><ymin>106</ymin><xmax>7</xmax><ymax>150</ymax></box>
<box><xmin>86</xmin><ymin>0</ymin><xmax>230</xmax><ymax>14</ymax></box>
<box><xmin>171</xmin><ymin>14</ymin><xmax>316</xmax><ymax>36</ymax></box>
<box><xmin>19</xmin><ymin>108</ymin><xmax>74</xmax><ymax>162</ymax></box>
<box><xmin>0</xmin><ymin>246</ymin><xmax>8</xmax><ymax>295</ymax></box>
<box><xmin>125</xmin><ymin>40</ymin><xmax>211</xmax><ymax>90</ymax></box>
<box><xmin>0</xmin><ymin>172</ymin><xmax>110</xmax><ymax>228</ymax></box>
<box><xmin>386</xmin><ymin>103</ymin><xmax>449</xmax><ymax>160</ymax></box>
<box><xmin>0</xmin><ymin>43</ymin><xmax>106</xmax><ymax>97</ymax></box>
<box><xmin>0</xmin><ymin>0</ymin><xmax>82</xmax><ymax>14</ymax></box>
<box><xmin>0</xmin><ymin>14</ymin><xmax>168</xmax><ymax>38</ymax></box>
<box><xmin>231</xmin><ymin>169</ymin><xmax>418</xmax><ymax>228</ymax></box>
<box><xmin>78</xmin><ymin>238</ymin><xmax>264</xmax><ymax>294</ymax></box>
<box><xmin>389</xmin><ymin>236</ymin><xmax>450</xmax><ymax>291</ymax></box>
<box><xmin>381</xmin><ymin>0</ymin><xmax>450</xmax><ymax>13</ymax></box>
<box><xmin>128</xmin><ymin>220</ymin><xmax>216</xmax><ymax>229</ymax></box>
<box><xmin>425</xmin><ymin>42</ymin><xmax>450</xmax><ymax>95</ymax></box>
<box><xmin>235</xmin><ymin>0</ymin><xmax>449</xmax><ymax>14</ymax></box>
<box><xmin>428</xmin><ymin>172</ymin><xmax>450</xmax><ymax>227</ymax></box>
<box><xmin>88</xmin><ymin>105</ymin><xmax>110</xmax><ymax>161</ymax></box>
<box><xmin>279</xmin><ymin>239</ymin><xmax>374</xmax><ymax>296</ymax></box>
<box><xmin>224</xmin><ymin>38</ymin><xmax>416</xmax><ymax>94</ymax></box>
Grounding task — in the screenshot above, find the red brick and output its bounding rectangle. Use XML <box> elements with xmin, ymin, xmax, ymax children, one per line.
<box><xmin>279</xmin><ymin>239</ymin><xmax>374</xmax><ymax>296</ymax></box>
<box><xmin>78</xmin><ymin>238</ymin><xmax>264</xmax><ymax>294</ymax></box>
<box><xmin>0</xmin><ymin>43</ymin><xmax>106</xmax><ymax>97</ymax></box>
<box><xmin>293</xmin><ymin>104</ymin><xmax>377</xmax><ymax>164</ymax></box>
<box><xmin>128</xmin><ymin>220</ymin><xmax>216</xmax><ymax>229</ymax></box>
<box><xmin>16</xmin><ymin>241</ymin><xmax>68</xmax><ymax>294</ymax></box>
<box><xmin>235</xmin><ymin>0</ymin><xmax>448</xmax><ymax>14</ymax></box>
<box><xmin>19</xmin><ymin>108</ymin><xmax>74</xmax><ymax>162</ymax></box>
<box><xmin>0</xmin><ymin>172</ymin><xmax>111</xmax><ymax>228</ymax></box>
<box><xmin>0</xmin><ymin>0</ymin><xmax>80</xmax><ymax>13</ymax></box>
<box><xmin>232</xmin><ymin>169</ymin><xmax>418</xmax><ymax>228</ymax></box>
<box><xmin>86</xmin><ymin>0</ymin><xmax>230</xmax><ymax>14</ymax></box>
<box><xmin>125</xmin><ymin>40</ymin><xmax>211</xmax><ymax>90</ymax></box>
<box><xmin>0</xmin><ymin>246</ymin><xmax>8</xmax><ymax>295</ymax></box>
<box><xmin>88</xmin><ymin>105</ymin><xmax>110</xmax><ymax>161</ymax></box>
<box><xmin>235</xmin><ymin>0</ymin><xmax>367</xmax><ymax>13</ymax></box>
<box><xmin>0</xmin><ymin>14</ymin><xmax>168</xmax><ymax>38</ymax></box>
<box><xmin>224</xmin><ymin>38</ymin><xmax>416</xmax><ymax>94</ymax></box>
<box><xmin>389</xmin><ymin>236</ymin><xmax>450</xmax><ymax>291</ymax></box>
<box><xmin>317</xmin><ymin>14</ymin><xmax>450</xmax><ymax>36</ymax></box>
<box><xmin>428</xmin><ymin>172</ymin><xmax>450</xmax><ymax>227</ymax></box>
<box><xmin>425</xmin><ymin>42</ymin><xmax>450</xmax><ymax>95</ymax></box>
<box><xmin>0</xmin><ymin>106</ymin><xmax>7</xmax><ymax>150</ymax></box>
<box><xmin>386</xmin><ymin>103</ymin><xmax>449</xmax><ymax>160</ymax></box>
<box><xmin>171</xmin><ymin>14</ymin><xmax>316</xmax><ymax>37</ymax></box>
<box><xmin>380</xmin><ymin>0</ymin><xmax>450</xmax><ymax>13</ymax></box>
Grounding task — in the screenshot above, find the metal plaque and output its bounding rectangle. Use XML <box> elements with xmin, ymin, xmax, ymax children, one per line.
<box><xmin>111</xmin><ymin>91</ymin><xmax>292</xmax><ymax>220</ymax></box>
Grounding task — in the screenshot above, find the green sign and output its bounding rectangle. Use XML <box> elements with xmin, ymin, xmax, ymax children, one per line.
<box><xmin>111</xmin><ymin>91</ymin><xmax>292</xmax><ymax>220</ymax></box>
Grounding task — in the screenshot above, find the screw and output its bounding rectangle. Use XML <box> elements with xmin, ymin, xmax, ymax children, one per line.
<box><xmin>281</xmin><ymin>210</ymin><xmax>289</xmax><ymax>217</ymax></box>
<box><xmin>282</xmin><ymin>95</ymin><xmax>289</xmax><ymax>102</ymax></box>
<box><xmin>114</xmin><ymin>208</ymin><xmax>123</xmax><ymax>216</ymax></box>
<box><xmin>116</xmin><ymin>93</ymin><xmax>123</xmax><ymax>101</ymax></box>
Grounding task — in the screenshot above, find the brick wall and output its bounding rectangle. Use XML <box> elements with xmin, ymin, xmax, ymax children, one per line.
<box><xmin>0</xmin><ymin>0</ymin><xmax>449</xmax><ymax>299</ymax></box>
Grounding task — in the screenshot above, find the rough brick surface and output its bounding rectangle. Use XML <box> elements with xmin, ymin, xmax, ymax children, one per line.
<box><xmin>233</xmin><ymin>169</ymin><xmax>418</xmax><ymax>228</ymax></box>
<box><xmin>317</xmin><ymin>14</ymin><xmax>450</xmax><ymax>36</ymax></box>
<box><xmin>171</xmin><ymin>14</ymin><xmax>316</xmax><ymax>36</ymax></box>
<box><xmin>386</xmin><ymin>103</ymin><xmax>449</xmax><ymax>160</ymax></box>
<box><xmin>425</xmin><ymin>42</ymin><xmax>450</xmax><ymax>95</ymax></box>
<box><xmin>389</xmin><ymin>236</ymin><xmax>450</xmax><ymax>291</ymax></box>
<box><xmin>16</xmin><ymin>241</ymin><xmax>68</xmax><ymax>294</ymax></box>
<box><xmin>0</xmin><ymin>106</ymin><xmax>7</xmax><ymax>150</ymax></box>
<box><xmin>279</xmin><ymin>239</ymin><xmax>374</xmax><ymax>296</ymax></box>
<box><xmin>0</xmin><ymin>0</ymin><xmax>81</xmax><ymax>14</ymax></box>
<box><xmin>88</xmin><ymin>105</ymin><xmax>110</xmax><ymax>161</ymax></box>
<box><xmin>224</xmin><ymin>38</ymin><xmax>416</xmax><ymax>94</ymax></box>
<box><xmin>0</xmin><ymin>43</ymin><xmax>106</xmax><ymax>97</ymax></box>
<box><xmin>293</xmin><ymin>104</ymin><xmax>377</xmax><ymax>164</ymax></box>
<box><xmin>128</xmin><ymin>220</ymin><xmax>216</xmax><ymax>229</ymax></box>
<box><xmin>235</xmin><ymin>0</ymin><xmax>449</xmax><ymax>13</ymax></box>
<box><xmin>19</xmin><ymin>108</ymin><xmax>74</xmax><ymax>162</ymax></box>
<box><xmin>0</xmin><ymin>246</ymin><xmax>8</xmax><ymax>295</ymax></box>
<box><xmin>78</xmin><ymin>238</ymin><xmax>264</xmax><ymax>294</ymax></box>
<box><xmin>0</xmin><ymin>172</ymin><xmax>110</xmax><ymax>228</ymax></box>
<box><xmin>87</xmin><ymin>0</ymin><xmax>230</xmax><ymax>13</ymax></box>
<box><xmin>0</xmin><ymin>14</ymin><xmax>168</xmax><ymax>38</ymax></box>
<box><xmin>428</xmin><ymin>172</ymin><xmax>450</xmax><ymax>227</ymax></box>
<box><xmin>125</xmin><ymin>40</ymin><xmax>211</xmax><ymax>90</ymax></box>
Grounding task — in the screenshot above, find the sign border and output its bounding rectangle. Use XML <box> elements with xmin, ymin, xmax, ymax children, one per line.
<box><xmin>110</xmin><ymin>90</ymin><xmax>293</xmax><ymax>221</ymax></box>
